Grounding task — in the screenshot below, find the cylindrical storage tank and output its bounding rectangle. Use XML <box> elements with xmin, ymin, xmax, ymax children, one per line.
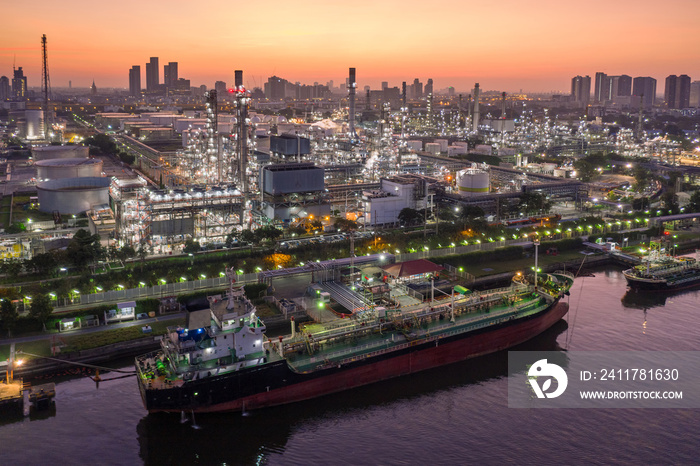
<box><xmin>32</xmin><ymin>145</ymin><xmax>89</xmax><ymax>161</ymax></box>
<box><xmin>37</xmin><ymin>177</ymin><xmax>111</xmax><ymax>214</ymax></box>
<box><xmin>24</xmin><ymin>110</ymin><xmax>45</xmax><ymax>140</ymax></box>
<box><xmin>434</xmin><ymin>139</ymin><xmax>448</xmax><ymax>152</ymax></box>
<box><xmin>457</xmin><ymin>169</ymin><xmax>490</xmax><ymax>197</ymax></box>
<box><xmin>35</xmin><ymin>158</ymin><xmax>103</xmax><ymax>181</ymax></box>
<box><xmin>425</xmin><ymin>143</ymin><xmax>441</xmax><ymax>155</ymax></box>
<box><xmin>543</xmin><ymin>163</ymin><xmax>556</xmax><ymax>173</ymax></box>
<box><xmin>407</xmin><ymin>140</ymin><xmax>423</xmax><ymax>151</ymax></box>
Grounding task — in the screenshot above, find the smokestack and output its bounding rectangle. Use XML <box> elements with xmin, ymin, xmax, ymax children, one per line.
<box><xmin>501</xmin><ymin>91</ymin><xmax>507</xmax><ymax>140</ymax></box>
<box><xmin>348</xmin><ymin>67</ymin><xmax>357</xmax><ymax>138</ymax></box>
<box><xmin>472</xmin><ymin>83</ymin><xmax>480</xmax><ymax>132</ymax></box>
<box><xmin>402</xmin><ymin>81</ymin><xmax>407</xmax><ymax>108</ymax></box>
<box><xmin>458</xmin><ymin>94</ymin><xmax>464</xmax><ymax>128</ymax></box>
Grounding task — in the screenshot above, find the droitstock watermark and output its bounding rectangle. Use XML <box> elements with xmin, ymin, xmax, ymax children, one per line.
<box><xmin>508</xmin><ymin>352</ymin><xmax>700</xmax><ymax>408</ymax></box>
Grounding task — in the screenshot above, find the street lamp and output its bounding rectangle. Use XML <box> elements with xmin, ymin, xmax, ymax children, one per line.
<box><xmin>533</xmin><ymin>237</ymin><xmax>540</xmax><ymax>290</ymax></box>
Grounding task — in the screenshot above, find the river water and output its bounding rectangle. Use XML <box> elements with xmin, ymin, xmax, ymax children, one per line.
<box><xmin>1</xmin><ymin>266</ymin><xmax>699</xmax><ymax>465</ymax></box>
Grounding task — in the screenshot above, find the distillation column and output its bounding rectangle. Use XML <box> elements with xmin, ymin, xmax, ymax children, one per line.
<box><xmin>472</xmin><ymin>83</ymin><xmax>480</xmax><ymax>133</ymax></box>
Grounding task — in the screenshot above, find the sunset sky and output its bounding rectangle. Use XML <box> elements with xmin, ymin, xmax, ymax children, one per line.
<box><xmin>3</xmin><ymin>0</ymin><xmax>700</xmax><ymax>93</ymax></box>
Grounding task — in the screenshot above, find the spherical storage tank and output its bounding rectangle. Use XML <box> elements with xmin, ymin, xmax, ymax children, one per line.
<box><xmin>457</xmin><ymin>168</ymin><xmax>490</xmax><ymax>197</ymax></box>
<box><xmin>32</xmin><ymin>145</ymin><xmax>89</xmax><ymax>161</ymax></box>
<box><xmin>37</xmin><ymin>177</ymin><xmax>111</xmax><ymax>215</ymax></box>
<box><xmin>35</xmin><ymin>158</ymin><xmax>103</xmax><ymax>181</ymax></box>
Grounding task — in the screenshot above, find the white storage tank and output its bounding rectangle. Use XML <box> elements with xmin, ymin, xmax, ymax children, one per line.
<box><xmin>407</xmin><ymin>140</ymin><xmax>423</xmax><ymax>151</ymax></box>
<box><xmin>35</xmin><ymin>158</ymin><xmax>103</xmax><ymax>181</ymax></box>
<box><xmin>457</xmin><ymin>168</ymin><xmax>490</xmax><ymax>197</ymax></box>
<box><xmin>543</xmin><ymin>163</ymin><xmax>557</xmax><ymax>174</ymax></box>
<box><xmin>37</xmin><ymin>177</ymin><xmax>111</xmax><ymax>214</ymax></box>
<box><xmin>448</xmin><ymin>145</ymin><xmax>467</xmax><ymax>156</ymax></box>
<box><xmin>23</xmin><ymin>110</ymin><xmax>45</xmax><ymax>140</ymax></box>
<box><xmin>32</xmin><ymin>145</ymin><xmax>89</xmax><ymax>161</ymax></box>
<box><xmin>434</xmin><ymin>139</ymin><xmax>448</xmax><ymax>152</ymax></box>
<box><xmin>425</xmin><ymin>143</ymin><xmax>441</xmax><ymax>155</ymax></box>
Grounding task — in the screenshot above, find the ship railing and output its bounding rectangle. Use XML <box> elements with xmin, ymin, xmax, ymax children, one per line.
<box><xmin>293</xmin><ymin>301</ymin><xmax>551</xmax><ymax>370</ymax></box>
<box><xmin>552</xmin><ymin>270</ymin><xmax>575</xmax><ymax>281</ymax></box>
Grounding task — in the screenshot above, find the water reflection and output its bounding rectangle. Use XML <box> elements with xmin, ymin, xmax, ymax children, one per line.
<box><xmin>620</xmin><ymin>288</ymin><xmax>698</xmax><ymax>310</ymax></box>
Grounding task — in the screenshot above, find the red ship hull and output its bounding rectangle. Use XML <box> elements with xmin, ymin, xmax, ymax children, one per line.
<box><xmin>159</xmin><ymin>301</ymin><xmax>568</xmax><ymax>413</ymax></box>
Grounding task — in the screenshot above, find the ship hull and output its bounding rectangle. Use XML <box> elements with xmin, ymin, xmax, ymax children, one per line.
<box><xmin>141</xmin><ymin>300</ymin><xmax>569</xmax><ymax>414</ymax></box>
<box><xmin>624</xmin><ymin>272</ymin><xmax>700</xmax><ymax>292</ymax></box>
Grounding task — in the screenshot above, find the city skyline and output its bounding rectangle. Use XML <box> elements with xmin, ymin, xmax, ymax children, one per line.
<box><xmin>2</xmin><ymin>0</ymin><xmax>700</xmax><ymax>93</ymax></box>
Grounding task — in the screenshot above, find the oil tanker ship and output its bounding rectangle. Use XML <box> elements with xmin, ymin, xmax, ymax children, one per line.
<box><xmin>136</xmin><ymin>269</ymin><xmax>574</xmax><ymax>413</ymax></box>
<box><xmin>623</xmin><ymin>242</ymin><xmax>700</xmax><ymax>291</ymax></box>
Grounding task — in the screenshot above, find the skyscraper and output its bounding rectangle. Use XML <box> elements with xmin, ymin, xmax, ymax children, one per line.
<box><xmin>425</xmin><ymin>78</ymin><xmax>433</xmax><ymax>97</ymax></box>
<box><xmin>215</xmin><ymin>81</ymin><xmax>227</xmax><ymax>98</ymax></box>
<box><xmin>146</xmin><ymin>57</ymin><xmax>159</xmax><ymax>93</ymax></box>
<box><xmin>594</xmin><ymin>72</ymin><xmax>608</xmax><ymax>102</ymax></box>
<box><xmin>412</xmin><ymin>78</ymin><xmax>423</xmax><ymax>99</ymax></box>
<box><xmin>690</xmin><ymin>81</ymin><xmax>700</xmax><ymax>108</ymax></box>
<box><xmin>0</xmin><ymin>76</ymin><xmax>9</xmax><ymax>101</ymax></box>
<box><xmin>632</xmin><ymin>77</ymin><xmax>656</xmax><ymax>108</ymax></box>
<box><xmin>129</xmin><ymin>65</ymin><xmax>141</xmax><ymax>97</ymax></box>
<box><xmin>610</xmin><ymin>75</ymin><xmax>632</xmax><ymax>100</ymax></box>
<box><xmin>570</xmin><ymin>75</ymin><xmax>591</xmax><ymax>105</ymax></box>
<box><xmin>163</xmin><ymin>62</ymin><xmax>178</xmax><ymax>89</ymax></box>
<box><xmin>11</xmin><ymin>67</ymin><xmax>27</xmax><ymax>101</ymax></box>
<box><xmin>665</xmin><ymin>74</ymin><xmax>691</xmax><ymax>109</ymax></box>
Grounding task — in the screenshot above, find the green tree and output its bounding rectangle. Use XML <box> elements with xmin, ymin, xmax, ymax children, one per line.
<box><xmin>6</xmin><ymin>222</ymin><xmax>26</xmax><ymax>234</ymax></box>
<box><xmin>225</xmin><ymin>231</ymin><xmax>239</xmax><ymax>248</ymax></box>
<box><xmin>255</xmin><ymin>225</ymin><xmax>283</xmax><ymax>243</ymax></box>
<box><xmin>573</xmin><ymin>159</ymin><xmax>596</xmax><ymax>182</ymax></box>
<box><xmin>27</xmin><ymin>252</ymin><xmax>58</xmax><ymax>276</ymax></box>
<box><xmin>29</xmin><ymin>294</ymin><xmax>53</xmax><ymax>331</ymax></box>
<box><xmin>0</xmin><ymin>258</ymin><xmax>24</xmax><ymax>277</ymax></box>
<box><xmin>0</xmin><ymin>298</ymin><xmax>18</xmax><ymax>337</ymax></box>
<box><xmin>519</xmin><ymin>192</ymin><xmax>551</xmax><ymax>215</ymax></box>
<box><xmin>183</xmin><ymin>238</ymin><xmax>200</xmax><ymax>254</ymax></box>
<box><xmin>661</xmin><ymin>192</ymin><xmax>679</xmax><ymax>214</ymax></box>
<box><xmin>66</xmin><ymin>229</ymin><xmax>104</xmax><ymax>270</ymax></box>
<box><xmin>334</xmin><ymin>218</ymin><xmax>358</xmax><ymax>232</ymax></box>
<box><xmin>240</xmin><ymin>229</ymin><xmax>256</xmax><ymax>245</ymax></box>
<box><xmin>686</xmin><ymin>190</ymin><xmax>700</xmax><ymax>213</ymax></box>
<box><xmin>398</xmin><ymin>208</ymin><xmax>422</xmax><ymax>226</ymax></box>
<box><xmin>633</xmin><ymin>167</ymin><xmax>652</xmax><ymax>192</ymax></box>
<box><xmin>84</xmin><ymin>133</ymin><xmax>118</xmax><ymax>155</ymax></box>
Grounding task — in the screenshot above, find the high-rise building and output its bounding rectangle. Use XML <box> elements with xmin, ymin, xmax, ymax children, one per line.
<box><xmin>0</xmin><ymin>76</ymin><xmax>9</xmax><ymax>101</ymax></box>
<box><xmin>128</xmin><ymin>65</ymin><xmax>141</xmax><ymax>97</ymax></box>
<box><xmin>610</xmin><ymin>75</ymin><xmax>632</xmax><ymax>100</ymax></box>
<box><xmin>381</xmin><ymin>81</ymin><xmax>388</xmax><ymax>90</ymax></box>
<box><xmin>632</xmin><ymin>77</ymin><xmax>656</xmax><ymax>108</ymax></box>
<box><xmin>412</xmin><ymin>78</ymin><xmax>423</xmax><ymax>99</ymax></box>
<box><xmin>570</xmin><ymin>75</ymin><xmax>591</xmax><ymax>105</ymax></box>
<box><xmin>665</xmin><ymin>75</ymin><xmax>677</xmax><ymax>108</ymax></box>
<box><xmin>146</xmin><ymin>57</ymin><xmax>159</xmax><ymax>92</ymax></box>
<box><xmin>424</xmin><ymin>78</ymin><xmax>433</xmax><ymax>97</ymax></box>
<box><xmin>689</xmin><ymin>81</ymin><xmax>700</xmax><ymax>108</ymax></box>
<box><xmin>665</xmin><ymin>74</ymin><xmax>691</xmax><ymax>109</ymax></box>
<box><xmin>163</xmin><ymin>62</ymin><xmax>178</xmax><ymax>89</ymax></box>
<box><xmin>11</xmin><ymin>67</ymin><xmax>27</xmax><ymax>101</ymax></box>
<box><xmin>215</xmin><ymin>81</ymin><xmax>227</xmax><ymax>98</ymax></box>
<box><xmin>264</xmin><ymin>76</ymin><xmax>288</xmax><ymax>100</ymax></box>
<box><xmin>594</xmin><ymin>72</ymin><xmax>608</xmax><ymax>102</ymax></box>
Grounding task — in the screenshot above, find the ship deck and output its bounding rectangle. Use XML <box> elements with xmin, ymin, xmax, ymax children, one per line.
<box><xmin>285</xmin><ymin>292</ymin><xmax>549</xmax><ymax>373</ymax></box>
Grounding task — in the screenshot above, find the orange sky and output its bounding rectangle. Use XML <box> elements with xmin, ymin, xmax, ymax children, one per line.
<box><xmin>3</xmin><ymin>0</ymin><xmax>700</xmax><ymax>93</ymax></box>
